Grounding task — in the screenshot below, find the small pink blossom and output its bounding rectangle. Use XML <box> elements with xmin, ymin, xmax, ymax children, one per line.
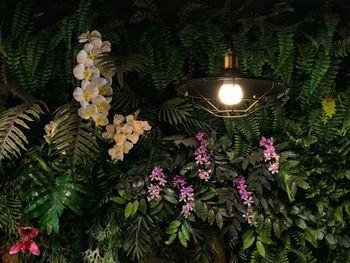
<box><xmin>268</xmin><ymin>162</ymin><xmax>279</xmax><ymax>174</ymax></box>
<box><xmin>182</xmin><ymin>202</ymin><xmax>194</xmax><ymax>218</ymax></box>
<box><xmin>148</xmin><ymin>184</ymin><xmax>160</xmax><ymax>199</ymax></box>
<box><xmin>198</xmin><ymin>169</ymin><xmax>210</xmax><ymax>181</ymax></box>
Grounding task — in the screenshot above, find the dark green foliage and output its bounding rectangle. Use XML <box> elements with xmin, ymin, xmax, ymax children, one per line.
<box><xmin>0</xmin><ymin>0</ymin><xmax>350</xmax><ymax>262</ymax></box>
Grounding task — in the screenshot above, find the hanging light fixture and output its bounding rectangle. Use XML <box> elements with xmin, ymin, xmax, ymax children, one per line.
<box><xmin>176</xmin><ymin>2</ymin><xmax>285</xmax><ymax>118</ymax></box>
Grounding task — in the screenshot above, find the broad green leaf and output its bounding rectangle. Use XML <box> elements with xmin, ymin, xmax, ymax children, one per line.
<box><xmin>216</xmin><ymin>212</ymin><xmax>223</xmax><ymax>229</ymax></box>
<box><xmin>165</xmin><ymin>234</ymin><xmax>177</xmax><ymax>245</ymax></box>
<box><xmin>131</xmin><ymin>200</ymin><xmax>139</xmax><ymax>217</ymax></box>
<box><xmin>125</xmin><ymin>202</ymin><xmax>133</xmax><ymax>219</ymax></box>
<box><xmin>256</xmin><ymin>241</ymin><xmax>265</xmax><ymax>257</ymax></box>
<box><xmin>110</xmin><ymin>197</ymin><xmax>126</xmax><ymax>205</ymax></box>
<box><xmin>243</xmin><ymin>230</ymin><xmax>255</xmax><ymax>250</ymax></box>
<box><xmin>178</xmin><ymin>230</ymin><xmax>188</xmax><ymax>247</ymax></box>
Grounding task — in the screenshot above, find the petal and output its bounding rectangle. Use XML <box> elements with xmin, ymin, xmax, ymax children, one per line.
<box><xmin>91</xmin><ymin>77</ymin><xmax>107</xmax><ymax>89</ymax></box>
<box><xmin>92</xmin><ymin>95</ymin><xmax>106</xmax><ymax>104</ymax></box>
<box><xmin>91</xmin><ymin>30</ymin><xmax>101</xmax><ymax>40</ymax></box>
<box><xmin>19</xmin><ymin>227</ymin><xmax>32</xmax><ymax>235</ymax></box>
<box><xmin>86</xmin><ymin>86</ymin><xmax>99</xmax><ymax>99</ymax></box>
<box><xmin>9</xmin><ymin>242</ymin><xmax>22</xmax><ymax>254</ymax></box>
<box><xmin>29</xmin><ymin>241</ymin><xmax>40</xmax><ymax>256</ymax></box>
<box><xmin>101</xmin><ymin>41</ymin><xmax>111</xmax><ymax>52</ymax></box>
<box><xmin>73</xmin><ymin>64</ymin><xmax>85</xmax><ymax>80</ymax></box>
<box><xmin>30</xmin><ymin>228</ymin><xmax>39</xmax><ymax>237</ymax></box>
<box><xmin>80</xmin><ymin>100</ymin><xmax>89</xmax><ymax>108</ymax></box>
<box><xmin>90</xmin><ymin>39</ymin><xmax>102</xmax><ymax>49</ymax></box>
<box><xmin>77</xmin><ymin>50</ymin><xmax>88</xmax><ymax>64</ymax></box>
<box><xmin>84</xmin><ymin>43</ymin><xmax>94</xmax><ymax>53</ymax></box>
<box><xmin>73</xmin><ymin>87</ymin><xmax>83</xmax><ymax>101</ymax></box>
<box><xmin>81</xmin><ymin>80</ymin><xmax>91</xmax><ymax>89</ymax></box>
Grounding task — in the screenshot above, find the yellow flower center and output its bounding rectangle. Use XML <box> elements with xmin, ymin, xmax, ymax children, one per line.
<box><xmin>82</xmin><ymin>91</ymin><xmax>91</xmax><ymax>101</ymax></box>
<box><xmin>99</xmin><ymin>85</ymin><xmax>107</xmax><ymax>95</ymax></box>
<box><xmin>88</xmin><ymin>53</ymin><xmax>94</xmax><ymax>60</ymax></box>
<box><xmin>85</xmin><ymin>109</ymin><xmax>94</xmax><ymax>117</ymax></box>
<box><xmin>83</xmin><ymin>70</ymin><xmax>91</xmax><ymax>80</ymax></box>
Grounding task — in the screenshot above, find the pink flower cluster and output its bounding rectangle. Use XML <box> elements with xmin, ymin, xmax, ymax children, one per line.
<box><xmin>260</xmin><ymin>137</ymin><xmax>280</xmax><ymax>174</ymax></box>
<box><xmin>148</xmin><ymin>167</ymin><xmax>167</xmax><ymax>199</ymax></box>
<box><xmin>233</xmin><ymin>176</ymin><xmax>254</xmax><ymax>208</ymax></box>
<box><xmin>174</xmin><ymin>175</ymin><xmax>194</xmax><ymax>218</ymax></box>
<box><xmin>233</xmin><ymin>176</ymin><xmax>256</xmax><ymax>226</ymax></box>
<box><xmin>195</xmin><ymin>132</ymin><xmax>211</xmax><ymax>181</ymax></box>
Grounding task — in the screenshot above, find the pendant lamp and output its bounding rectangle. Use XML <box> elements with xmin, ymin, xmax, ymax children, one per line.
<box><xmin>176</xmin><ymin>3</ymin><xmax>285</xmax><ymax>118</ymax></box>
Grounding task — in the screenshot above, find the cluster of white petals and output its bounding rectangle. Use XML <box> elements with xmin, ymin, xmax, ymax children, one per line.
<box><xmin>73</xmin><ymin>30</ymin><xmax>114</xmax><ymax>126</ymax></box>
<box><xmin>102</xmin><ymin>114</ymin><xmax>152</xmax><ymax>161</ymax></box>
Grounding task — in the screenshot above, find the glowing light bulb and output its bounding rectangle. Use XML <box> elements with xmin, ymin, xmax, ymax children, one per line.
<box><xmin>218</xmin><ymin>80</ymin><xmax>243</xmax><ymax>105</ymax></box>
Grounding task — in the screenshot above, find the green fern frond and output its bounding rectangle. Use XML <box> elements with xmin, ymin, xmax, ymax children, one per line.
<box><xmin>0</xmin><ymin>80</ymin><xmax>35</xmax><ymax>103</ymax></box>
<box><xmin>0</xmin><ymin>102</ymin><xmax>45</xmax><ymax>160</ymax></box>
<box><xmin>0</xmin><ymin>194</ymin><xmax>22</xmax><ymax>237</ymax></box>
<box><xmin>158</xmin><ymin>98</ymin><xmax>193</xmax><ymax>125</ymax></box>
<box><xmin>49</xmin><ymin>103</ymin><xmax>99</xmax><ymax>166</ymax></box>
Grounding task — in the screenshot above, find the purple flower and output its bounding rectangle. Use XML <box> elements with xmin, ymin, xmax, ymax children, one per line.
<box><xmin>260</xmin><ymin>136</ymin><xmax>280</xmax><ymax>174</ymax></box>
<box><xmin>148</xmin><ymin>184</ymin><xmax>160</xmax><ymax>199</ymax></box>
<box><xmin>179</xmin><ymin>185</ymin><xmax>194</xmax><ymax>202</ymax></box>
<box><xmin>233</xmin><ymin>176</ymin><xmax>253</xmax><ymax>206</ymax></box>
<box><xmin>195</xmin><ymin>132</ymin><xmax>211</xmax><ymax>181</ymax></box>
<box><xmin>150</xmin><ymin>166</ymin><xmax>166</xmax><ymax>182</ymax></box>
<box><xmin>174</xmin><ymin>175</ymin><xmax>186</xmax><ymax>189</ymax></box>
<box><xmin>182</xmin><ymin>202</ymin><xmax>194</xmax><ymax>218</ymax></box>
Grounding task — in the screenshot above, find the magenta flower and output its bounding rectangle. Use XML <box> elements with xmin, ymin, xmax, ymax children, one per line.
<box><xmin>173</xmin><ymin>175</ymin><xmax>186</xmax><ymax>189</ymax></box>
<box><xmin>179</xmin><ymin>185</ymin><xmax>194</xmax><ymax>202</ymax></box>
<box><xmin>148</xmin><ymin>184</ymin><xmax>160</xmax><ymax>199</ymax></box>
<box><xmin>9</xmin><ymin>227</ymin><xmax>40</xmax><ymax>256</ymax></box>
<box><xmin>233</xmin><ymin>176</ymin><xmax>254</xmax><ymax>207</ymax></box>
<box><xmin>182</xmin><ymin>202</ymin><xmax>194</xmax><ymax>218</ymax></box>
<box><xmin>260</xmin><ymin>136</ymin><xmax>280</xmax><ymax>174</ymax></box>
<box><xmin>195</xmin><ymin>132</ymin><xmax>211</xmax><ymax>181</ymax></box>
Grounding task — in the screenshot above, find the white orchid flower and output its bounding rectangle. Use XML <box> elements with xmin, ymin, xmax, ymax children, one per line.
<box><xmin>140</xmin><ymin>121</ymin><xmax>152</xmax><ymax>131</ymax></box>
<box><xmin>90</xmin><ymin>39</ymin><xmax>111</xmax><ymax>52</ymax></box>
<box><xmin>73</xmin><ymin>64</ymin><xmax>100</xmax><ymax>80</ymax></box>
<box><xmin>78</xmin><ymin>104</ymin><xmax>98</xmax><ymax>120</ymax></box>
<box><xmin>92</xmin><ymin>95</ymin><xmax>111</xmax><ymax>113</ymax></box>
<box><xmin>93</xmin><ymin>77</ymin><xmax>113</xmax><ymax>96</ymax></box>
<box><xmin>93</xmin><ymin>113</ymin><xmax>109</xmax><ymax>126</ymax></box>
<box><xmin>126</xmin><ymin>115</ymin><xmax>135</xmax><ymax>124</ymax></box>
<box><xmin>91</xmin><ymin>77</ymin><xmax>113</xmax><ymax>96</ymax></box>
<box><xmin>78</xmin><ymin>30</ymin><xmax>102</xmax><ymax>43</ymax></box>
<box><xmin>76</xmin><ymin>44</ymin><xmax>101</xmax><ymax>66</ymax></box>
<box><xmin>73</xmin><ymin>80</ymin><xmax>99</xmax><ymax>106</ymax></box>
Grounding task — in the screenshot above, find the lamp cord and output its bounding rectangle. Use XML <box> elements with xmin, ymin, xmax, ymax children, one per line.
<box><xmin>229</xmin><ymin>0</ymin><xmax>233</xmax><ymax>49</ymax></box>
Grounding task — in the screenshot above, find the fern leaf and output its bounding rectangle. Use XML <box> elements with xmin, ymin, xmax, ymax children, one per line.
<box><xmin>49</xmin><ymin>103</ymin><xmax>99</xmax><ymax>166</ymax></box>
<box><xmin>158</xmin><ymin>98</ymin><xmax>193</xmax><ymax>125</ymax></box>
<box><xmin>0</xmin><ymin>102</ymin><xmax>45</xmax><ymax>160</ymax></box>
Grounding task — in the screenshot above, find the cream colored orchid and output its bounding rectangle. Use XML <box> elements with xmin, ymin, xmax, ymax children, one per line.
<box><xmin>102</xmin><ymin>124</ymin><xmax>115</xmax><ymax>140</ymax></box>
<box><xmin>90</xmin><ymin>39</ymin><xmax>112</xmax><ymax>53</ymax></box>
<box><xmin>73</xmin><ymin>64</ymin><xmax>100</xmax><ymax>80</ymax></box>
<box><xmin>78</xmin><ymin>104</ymin><xmax>98</xmax><ymax>120</ymax></box>
<box><xmin>140</xmin><ymin>121</ymin><xmax>152</xmax><ymax>131</ymax></box>
<box><xmin>120</xmin><ymin>124</ymin><xmax>134</xmax><ymax>134</ymax></box>
<box><xmin>127</xmin><ymin>132</ymin><xmax>139</xmax><ymax>144</ymax></box>
<box><xmin>114</xmin><ymin>133</ymin><xmax>127</xmax><ymax>146</ymax></box>
<box><xmin>73</xmin><ymin>80</ymin><xmax>99</xmax><ymax>106</ymax></box>
<box><xmin>93</xmin><ymin>113</ymin><xmax>109</xmax><ymax>126</ymax></box>
<box><xmin>113</xmin><ymin>115</ymin><xmax>125</xmax><ymax>125</ymax></box>
<box><xmin>78</xmin><ymin>30</ymin><xmax>102</xmax><ymax>43</ymax></box>
<box><xmin>92</xmin><ymin>95</ymin><xmax>111</xmax><ymax>113</ymax></box>
<box><xmin>108</xmin><ymin>146</ymin><xmax>124</xmax><ymax>161</ymax></box>
<box><xmin>77</xmin><ymin>43</ymin><xmax>101</xmax><ymax>66</ymax></box>
<box><xmin>132</xmin><ymin>121</ymin><xmax>145</xmax><ymax>135</ymax></box>
<box><xmin>126</xmin><ymin>114</ymin><xmax>135</xmax><ymax>124</ymax></box>
<box><xmin>123</xmin><ymin>141</ymin><xmax>134</xmax><ymax>154</ymax></box>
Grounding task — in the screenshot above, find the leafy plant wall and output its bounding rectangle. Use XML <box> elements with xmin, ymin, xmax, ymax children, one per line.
<box><xmin>0</xmin><ymin>0</ymin><xmax>350</xmax><ymax>262</ymax></box>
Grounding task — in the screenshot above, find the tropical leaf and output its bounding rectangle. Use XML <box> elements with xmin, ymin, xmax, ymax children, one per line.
<box><xmin>48</xmin><ymin>103</ymin><xmax>99</xmax><ymax>166</ymax></box>
<box><xmin>158</xmin><ymin>98</ymin><xmax>193</xmax><ymax>125</ymax></box>
<box><xmin>0</xmin><ymin>102</ymin><xmax>45</xmax><ymax>160</ymax></box>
